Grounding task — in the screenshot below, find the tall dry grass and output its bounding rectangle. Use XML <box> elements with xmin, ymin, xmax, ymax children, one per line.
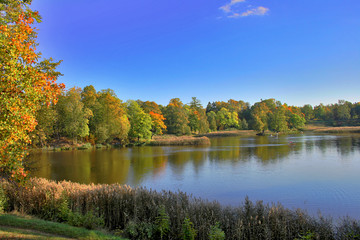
<box><xmin>305</xmin><ymin>125</ymin><xmax>360</xmax><ymax>134</ymax></box>
<box><xmin>149</xmin><ymin>135</ymin><xmax>211</xmax><ymax>146</ymax></box>
<box><xmin>1</xmin><ymin>178</ymin><xmax>359</xmax><ymax>239</ymax></box>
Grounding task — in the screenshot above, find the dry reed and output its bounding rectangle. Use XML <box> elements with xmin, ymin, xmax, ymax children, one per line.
<box><xmin>1</xmin><ymin>178</ymin><xmax>359</xmax><ymax>239</ymax></box>
<box><xmin>149</xmin><ymin>136</ymin><xmax>211</xmax><ymax>146</ymax></box>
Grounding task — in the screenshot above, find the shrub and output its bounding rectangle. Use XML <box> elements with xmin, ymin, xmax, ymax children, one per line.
<box><xmin>67</xmin><ymin>210</ymin><xmax>104</xmax><ymax>230</ymax></box>
<box><xmin>124</xmin><ymin>221</ymin><xmax>156</xmax><ymax>240</ymax></box>
<box><xmin>78</xmin><ymin>142</ymin><xmax>92</xmax><ymax>150</ymax></box>
<box><xmin>181</xmin><ymin>217</ymin><xmax>197</xmax><ymax>240</ymax></box>
<box><xmin>155</xmin><ymin>205</ymin><xmax>170</xmax><ymax>239</ymax></box>
<box><xmin>209</xmin><ymin>222</ymin><xmax>225</xmax><ymax>240</ymax></box>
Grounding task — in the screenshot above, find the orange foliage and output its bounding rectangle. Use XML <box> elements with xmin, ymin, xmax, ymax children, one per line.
<box><xmin>0</xmin><ymin>1</ymin><xmax>64</xmax><ymax>181</ymax></box>
<box><xmin>149</xmin><ymin>111</ymin><xmax>167</xmax><ymax>135</ymax></box>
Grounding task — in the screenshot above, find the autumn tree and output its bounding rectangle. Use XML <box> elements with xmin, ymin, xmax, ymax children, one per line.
<box><xmin>288</xmin><ymin>113</ymin><xmax>306</xmax><ymax>129</ymax></box>
<box><xmin>32</xmin><ymin>103</ymin><xmax>58</xmax><ymax>147</ymax></box>
<box><xmin>0</xmin><ymin>0</ymin><xmax>64</xmax><ymax>180</ymax></box>
<box><xmin>91</xmin><ymin>89</ymin><xmax>130</xmax><ymax>144</ymax></box>
<box><xmin>268</xmin><ymin>103</ymin><xmax>288</xmax><ymax>133</ymax></box>
<box><xmin>216</xmin><ymin>108</ymin><xmax>239</xmax><ymax>130</ymax></box>
<box><xmin>139</xmin><ymin>101</ymin><xmax>167</xmax><ymax>136</ymax></box>
<box><xmin>56</xmin><ymin>87</ymin><xmax>92</xmax><ymax>143</ymax></box>
<box><xmin>81</xmin><ymin>85</ymin><xmax>97</xmax><ymax>110</ymax></box>
<box><xmin>250</xmin><ymin>101</ymin><xmax>271</xmax><ymax>134</ymax></box>
<box><xmin>127</xmin><ymin>100</ymin><xmax>152</xmax><ymax>141</ymax></box>
<box><xmin>164</xmin><ymin>98</ymin><xmax>190</xmax><ymax>135</ymax></box>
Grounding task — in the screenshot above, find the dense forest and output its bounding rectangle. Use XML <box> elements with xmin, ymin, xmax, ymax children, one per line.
<box><xmin>32</xmin><ymin>85</ymin><xmax>360</xmax><ymax>146</ymax></box>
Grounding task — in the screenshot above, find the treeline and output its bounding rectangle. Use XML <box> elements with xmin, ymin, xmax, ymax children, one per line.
<box><xmin>32</xmin><ymin>85</ymin><xmax>360</xmax><ymax>146</ymax></box>
<box><xmin>301</xmin><ymin>100</ymin><xmax>360</xmax><ymax>124</ymax></box>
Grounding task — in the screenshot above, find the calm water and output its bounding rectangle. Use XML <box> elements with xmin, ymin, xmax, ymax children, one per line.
<box><xmin>30</xmin><ymin>134</ymin><xmax>360</xmax><ymax>219</ymax></box>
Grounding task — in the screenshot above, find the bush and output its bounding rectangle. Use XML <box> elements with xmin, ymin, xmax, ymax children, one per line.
<box><xmin>77</xmin><ymin>142</ymin><xmax>92</xmax><ymax>150</ymax></box>
<box><xmin>155</xmin><ymin>205</ymin><xmax>170</xmax><ymax>239</ymax></box>
<box><xmin>209</xmin><ymin>222</ymin><xmax>225</xmax><ymax>240</ymax></box>
<box><xmin>124</xmin><ymin>221</ymin><xmax>156</xmax><ymax>240</ymax></box>
<box><xmin>67</xmin><ymin>210</ymin><xmax>104</xmax><ymax>230</ymax></box>
<box><xmin>0</xmin><ymin>185</ymin><xmax>8</xmax><ymax>214</ymax></box>
<box><xmin>181</xmin><ymin>217</ymin><xmax>197</xmax><ymax>240</ymax></box>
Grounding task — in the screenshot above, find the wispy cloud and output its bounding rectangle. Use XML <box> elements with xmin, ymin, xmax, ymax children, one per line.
<box><xmin>219</xmin><ymin>1</ymin><xmax>269</xmax><ymax>18</ymax></box>
<box><xmin>219</xmin><ymin>0</ymin><xmax>246</xmax><ymax>13</ymax></box>
<box><xmin>230</xmin><ymin>6</ymin><xmax>269</xmax><ymax>18</ymax></box>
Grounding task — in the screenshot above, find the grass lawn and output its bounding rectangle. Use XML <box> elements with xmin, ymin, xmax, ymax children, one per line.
<box><xmin>0</xmin><ymin>213</ymin><xmax>126</xmax><ymax>240</ymax></box>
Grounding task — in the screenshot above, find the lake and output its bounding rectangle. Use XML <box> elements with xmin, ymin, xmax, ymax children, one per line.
<box><xmin>29</xmin><ymin>134</ymin><xmax>360</xmax><ymax>219</ymax></box>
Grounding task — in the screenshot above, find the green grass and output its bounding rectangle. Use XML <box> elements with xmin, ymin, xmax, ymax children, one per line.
<box><xmin>0</xmin><ymin>213</ymin><xmax>126</xmax><ymax>240</ymax></box>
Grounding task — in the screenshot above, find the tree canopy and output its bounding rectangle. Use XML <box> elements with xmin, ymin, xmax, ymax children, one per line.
<box><xmin>0</xmin><ymin>0</ymin><xmax>64</xmax><ymax>180</ymax></box>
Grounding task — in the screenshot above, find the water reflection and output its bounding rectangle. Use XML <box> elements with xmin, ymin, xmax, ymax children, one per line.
<box><xmin>30</xmin><ymin>134</ymin><xmax>360</xmax><ymax>185</ymax></box>
<box><xmin>29</xmin><ymin>134</ymin><xmax>360</xmax><ymax>219</ymax></box>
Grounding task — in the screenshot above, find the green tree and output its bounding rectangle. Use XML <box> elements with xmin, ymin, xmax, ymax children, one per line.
<box><xmin>127</xmin><ymin>100</ymin><xmax>152</xmax><ymax>141</ymax></box>
<box><xmin>268</xmin><ymin>104</ymin><xmax>288</xmax><ymax>133</ymax></box>
<box><xmin>288</xmin><ymin>113</ymin><xmax>306</xmax><ymax>129</ymax></box>
<box><xmin>56</xmin><ymin>87</ymin><xmax>92</xmax><ymax>143</ymax></box>
<box><xmin>335</xmin><ymin>100</ymin><xmax>351</xmax><ymax>120</ymax></box>
<box><xmin>207</xmin><ymin>111</ymin><xmax>217</xmax><ymax>131</ymax></box>
<box><xmin>250</xmin><ymin>101</ymin><xmax>271</xmax><ymax>134</ymax></box>
<box><xmin>314</xmin><ymin>104</ymin><xmax>326</xmax><ymax>120</ymax></box>
<box><xmin>81</xmin><ymin>85</ymin><xmax>97</xmax><ymax>109</ymax></box>
<box><xmin>188</xmin><ymin>97</ymin><xmax>209</xmax><ymax>134</ymax></box>
<box><xmin>140</xmin><ymin>101</ymin><xmax>167</xmax><ymax>136</ymax></box>
<box><xmin>216</xmin><ymin>108</ymin><xmax>239</xmax><ymax>130</ymax></box>
<box><xmin>32</xmin><ymin>103</ymin><xmax>58</xmax><ymax>147</ymax></box>
<box><xmin>164</xmin><ymin>98</ymin><xmax>190</xmax><ymax>135</ymax></box>
<box><xmin>241</xmin><ymin>118</ymin><xmax>248</xmax><ymax>130</ymax></box>
<box><xmin>301</xmin><ymin>104</ymin><xmax>314</xmax><ymax>121</ymax></box>
<box><xmin>92</xmin><ymin>89</ymin><xmax>130</xmax><ymax>143</ymax></box>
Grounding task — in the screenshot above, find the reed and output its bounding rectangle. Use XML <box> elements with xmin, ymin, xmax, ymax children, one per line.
<box><xmin>198</xmin><ymin>130</ymin><xmax>255</xmax><ymax>138</ymax></box>
<box><xmin>149</xmin><ymin>135</ymin><xmax>211</xmax><ymax>146</ymax></box>
<box><xmin>1</xmin><ymin>178</ymin><xmax>359</xmax><ymax>239</ymax></box>
<box><xmin>305</xmin><ymin>125</ymin><xmax>360</xmax><ymax>134</ymax></box>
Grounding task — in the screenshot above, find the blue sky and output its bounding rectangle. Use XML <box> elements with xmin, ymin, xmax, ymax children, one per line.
<box><xmin>31</xmin><ymin>0</ymin><xmax>360</xmax><ymax>107</ymax></box>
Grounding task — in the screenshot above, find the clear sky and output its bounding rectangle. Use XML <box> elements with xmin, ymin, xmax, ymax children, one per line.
<box><xmin>31</xmin><ymin>0</ymin><xmax>360</xmax><ymax>107</ymax></box>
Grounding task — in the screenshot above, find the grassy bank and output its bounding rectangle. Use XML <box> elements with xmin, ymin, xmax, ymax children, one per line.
<box><xmin>148</xmin><ymin>135</ymin><xmax>211</xmax><ymax>146</ymax></box>
<box><xmin>197</xmin><ymin>130</ymin><xmax>256</xmax><ymax>138</ymax></box>
<box><xmin>304</xmin><ymin>125</ymin><xmax>360</xmax><ymax>134</ymax></box>
<box><xmin>0</xmin><ymin>213</ymin><xmax>124</xmax><ymax>239</ymax></box>
<box><xmin>1</xmin><ymin>178</ymin><xmax>360</xmax><ymax>240</ymax></box>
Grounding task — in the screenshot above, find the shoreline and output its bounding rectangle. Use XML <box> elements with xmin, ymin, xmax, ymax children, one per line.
<box><xmin>34</xmin><ymin>126</ymin><xmax>360</xmax><ymax>151</ymax></box>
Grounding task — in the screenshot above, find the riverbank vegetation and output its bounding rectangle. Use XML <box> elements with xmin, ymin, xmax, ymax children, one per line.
<box><xmin>1</xmin><ymin>177</ymin><xmax>360</xmax><ymax>240</ymax></box>
<box><xmin>33</xmin><ymin>84</ymin><xmax>360</xmax><ymax>149</ymax></box>
<box><xmin>148</xmin><ymin>135</ymin><xmax>211</xmax><ymax>146</ymax></box>
<box><xmin>304</xmin><ymin>125</ymin><xmax>360</xmax><ymax>134</ymax></box>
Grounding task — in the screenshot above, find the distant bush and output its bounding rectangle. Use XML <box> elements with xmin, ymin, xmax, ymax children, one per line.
<box><xmin>77</xmin><ymin>142</ymin><xmax>92</xmax><ymax>150</ymax></box>
<box><xmin>2</xmin><ymin>177</ymin><xmax>360</xmax><ymax>239</ymax></box>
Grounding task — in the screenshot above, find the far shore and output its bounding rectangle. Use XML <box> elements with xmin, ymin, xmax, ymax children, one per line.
<box><xmin>303</xmin><ymin>125</ymin><xmax>360</xmax><ymax>134</ymax></box>
<box><xmin>36</xmin><ymin>125</ymin><xmax>360</xmax><ymax>151</ymax></box>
